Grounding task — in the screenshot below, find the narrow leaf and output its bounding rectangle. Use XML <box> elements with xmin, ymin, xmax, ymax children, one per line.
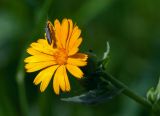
<box><xmin>61</xmin><ymin>85</ymin><xmax>123</xmax><ymax>104</ymax></box>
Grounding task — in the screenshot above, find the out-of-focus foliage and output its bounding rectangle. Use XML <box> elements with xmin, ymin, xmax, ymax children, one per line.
<box><xmin>0</xmin><ymin>0</ymin><xmax>160</xmax><ymax>116</ymax></box>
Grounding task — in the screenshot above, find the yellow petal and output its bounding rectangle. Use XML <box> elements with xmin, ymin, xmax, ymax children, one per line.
<box><xmin>68</xmin><ymin>38</ymin><xmax>82</xmax><ymax>54</ymax></box>
<box><xmin>36</xmin><ymin>39</ymin><xmax>54</xmax><ymax>49</ymax></box>
<box><xmin>53</xmin><ymin>70</ymin><xmax>59</xmax><ymax>95</ymax></box>
<box><xmin>27</xmin><ymin>48</ymin><xmax>44</xmax><ymax>56</ymax></box>
<box><xmin>70</xmin><ymin>53</ymin><xmax>88</xmax><ymax>61</ymax></box>
<box><xmin>40</xmin><ymin>65</ymin><xmax>59</xmax><ymax>92</ymax></box>
<box><xmin>68</xmin><ymin>47</ymin><xmax>79</xmax><ymax>56</ymax></box>
<box><xmin>61</xmin><ymin>18</ymin><xmax>69</xmax><ymax>48</ymax></box>
<box><xmin>67</xmin><ymin>58</ymin><xmax>87</xmax><ymax>67</ymax></box>
<box><xmin>66</xmin><ymin>19</ymin><xmax>73</xmax><ymax>49</ymax></box>
<box><xmin>54</xmin><ymin>19</ymin><xmax>61</xmax><ymax>38</ymax></box>
<box><xmin>68</xmin><ymin>19</ymin><xmax>73</xmax><ymax>40</ymax></box>
<box><xmin>63</xmin><ymin>66</ymin><xmax>71</xmax><ymax>91</ymax></box>
<box><xmin>68</xmin><ymin>27</ymin><xmax>81</xmax><ymax>48</ymax></box>
<box><xmin>66</xmin><ymin>64</ymin><xmax>83</xmax><ymax>79</ymax></box>
<box><xmin>30</xmin><ymin>41</ymin><xmax>55</xmax><ymax>55</ymax></box>
<box><xmin>53</xmin><ymin>65</ymin><xmax>71</xmax><ymax>94</ymax></box>
<box><xmin>24</xmin><ymin>54</ymin><xmax>54</xmax><ymax>63</ymax></box>
<box><xmin>33</xmin><ymin>65</ymin><xmax>59</xmax><ymax>90</ymax></box>
<box><xmin>54</xmin><ymin>19</ymin><xmax>63</xmax><ymax>48</ymax></box>
<box><xmin>25</xmin><ymin>61</ymin><xmax>57</xmax><ymax>72</ymax></box>
<box><xmin>54</xmin><ymin>65</ymin><xmax>65</xmax><ymax>91</ymax></box>
<box><xmin>37</xmin><ymin>39</ymin><xmax>49</xmax><ymax>45</ymax></box>
<box><xmin>73</xmin><ymin>37</ymin><xmax>82</xmax><ymax>48</ymax></box>
<box><xmin>37</xmin><ymin>39</ymin><xmax>55</xmax><ymax>48</ymax></box>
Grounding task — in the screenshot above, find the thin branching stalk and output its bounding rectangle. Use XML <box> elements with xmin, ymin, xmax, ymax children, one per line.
<box><xmin>97</xmin><ymin>71</ymin><xmax>152</xmax><ymax>109</ymax></box>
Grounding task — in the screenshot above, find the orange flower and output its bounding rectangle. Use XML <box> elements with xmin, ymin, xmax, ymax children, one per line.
<box><xmin>24</xmin><ymin>18</ymin><xmax>88</xmax><ymax>94</ymax></box>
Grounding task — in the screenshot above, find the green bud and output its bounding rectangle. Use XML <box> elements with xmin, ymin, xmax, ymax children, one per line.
<box><xmin>80</xmin><ymin>42</ymin><xmax>110</xmax><ymax>91</ymax></box>
<box><xmin>81</xmin><ymin>52</ymin><xmax>99</xmax><ymax>90</ymax></box>
<box><xmin>147</xmin><ymin>87</ymin><xmax>158</xmax><ymax>103</ymax></box>
<box><xmin>147</xmin><ymin>77</ymin><xmax>160</xmax><ymax>109</ymax></box>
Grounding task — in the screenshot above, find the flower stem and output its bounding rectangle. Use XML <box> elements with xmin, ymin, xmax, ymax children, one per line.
<box><xmin>98</xmin><ymin>71</ymin><xmax>152</xmax><ymax>109</ymax></box>
<box><xmin>16</xmin><ymin>67</ymin><xmax>28</xmax><ymax>116</ymax></box>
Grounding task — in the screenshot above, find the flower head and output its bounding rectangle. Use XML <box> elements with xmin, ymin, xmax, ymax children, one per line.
<box><xmin>24</xmin><ymin>18</ymin><xmax>88</xmax><ymax>95</ymax></box>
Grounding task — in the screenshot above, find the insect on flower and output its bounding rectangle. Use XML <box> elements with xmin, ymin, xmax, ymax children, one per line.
<box><xmin>24</xmin><ymin>18</ymin><xmax>88</xmax><ymax>95</ymax></box>
<box><xmin>45</xmin><ymin>21</ymin><xmax>53</xmax><ymax>44</ymax></box>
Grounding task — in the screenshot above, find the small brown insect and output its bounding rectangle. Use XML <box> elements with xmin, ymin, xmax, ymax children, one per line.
<box><xmin>45</xmin><ymin>21</ymin><xmax>56</xmax><ymax>47</ymax></box>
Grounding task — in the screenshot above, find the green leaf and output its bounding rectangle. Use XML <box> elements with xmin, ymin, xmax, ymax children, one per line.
<box><xmin>147</xmin><ymin>77</ymin><xmax>160</xmax><ymax>103</ymax></box>
<box><xmin>156</xmin><ymin>78</ymin><xmax>160</xmax><ymax>98</ymax></box>
<box><xmin>147</xmin><ymin>77</ymin><xmax>160</xmax><ymax>115</ymax></box>
<box><xmin>61</xmin><ymin>81</ymin><xmax>123</xmax><ymax>104</ymax></box>
<box><xmin>102</xmin><ymin>42</ymin><xmax>110</xmax><ymax>60</ymax></box>
<box><xmin>147</xmin><ymin>87</ymin><xmax>156</xmax><ymax>103</ymax></box>
<box><xmin>99</xmin><ymin>41</ymin><xmax>110</xmax><ymax>69</ymax></box>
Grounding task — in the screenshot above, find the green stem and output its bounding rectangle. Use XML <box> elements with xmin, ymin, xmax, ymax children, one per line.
<box><xmin>98</xmin><ymin>71</ymin><xmax>152</xmax><ymax>109</ymax></box>
<box><xmin>16</xmin><ymin>68</ymin><xmax>28</xmax><ymax>116</ymax></box>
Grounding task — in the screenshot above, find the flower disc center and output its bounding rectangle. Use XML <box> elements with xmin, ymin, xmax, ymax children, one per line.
<box><xmin>54</xmin><ymin>48</ymin><xmax>68</xmax><ymax>65</ymax></box>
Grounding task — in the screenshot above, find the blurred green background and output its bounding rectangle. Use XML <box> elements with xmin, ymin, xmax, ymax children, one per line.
<box><xmin>0</xmin><ymin>0</ymin><xmax>160</xmax><ymax>116</ymax></box>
